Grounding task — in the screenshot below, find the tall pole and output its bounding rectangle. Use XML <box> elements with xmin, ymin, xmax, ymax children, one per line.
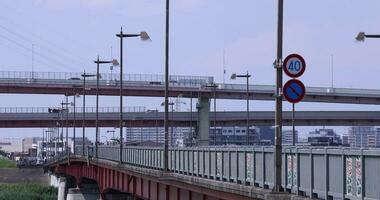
<box><xmin>46</xmin><ymin>130</ymin><xmax>49</xmax><ymax>160</ymax></box>
<box><xmin>61</xmin><ymin>102</ymin><xmax>64</xmax><ymax>154</ymax></box>
<box><xmin>82</xmin><ymin>72</ymin><xmax>86</xmax><ymax>156</ymax></box>
<box><xmin>163</xmin><ymin>0</ymin><xmax>170</xmax><ymax>172</ymax></box>
<box><xmin>292</xmin><ymin>103</ymin><xmax>295</xmax><ymax>146</ymax></box>
<box><xmin>119</xmin><ymin>28</ymin><xmax>124</xmax><ymax>164</ymax></box>
<box><xmin>213</xmin><ymin>88</ymin><xmax>216</xmax><ymax>145</ymax></box>
<box><xmin>246</xmin><ymin>72</ymin><xmax>249</xmax><ymax>145</ymax></box>
<box><xmin>190</xmin><ymin>93</ymin><xmax>193</xmax><ymax>146</ymax></box>
<box><xmin>42</xmin><ymin>128</ymin><xmax>44</xmax><ymax>161</ymax></box>
<box><xmin>96</xmin><ymin>56</ymin><xmax>100</xmax><ymax>158</ymax></box>
<box><xmin>73</xmin><ymin>95</ymin><xmax>76</xmax><ymax>155</ymax></box>
<box><xmin>65</xmin><ymin>95</ymin><xmax>69</xmax><ymax>155</ymax></box>
<box><xmin>155</xmin><ymin>110</ymin><xmax>158</xmax><ymax>145</ymax></box>
<box><xmin>274</xmin><ymin>0</ymin><xmax>284</xmax><ymax>192</ymax></box>
<box><xmin>171</xmin><ymin>103</ymin><xmax>174</xmax><ymax>146</ymax></box>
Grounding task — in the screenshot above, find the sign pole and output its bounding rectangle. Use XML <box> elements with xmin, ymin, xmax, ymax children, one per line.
<box><xmin>292</xmin><ymin>103</ymin><xmax>295</xmax><ymax>146</ymax></box>
<box><xmin>274</xmin><ymin>0</ymin><xmax>284</xmax><ymax>192</ymax></box>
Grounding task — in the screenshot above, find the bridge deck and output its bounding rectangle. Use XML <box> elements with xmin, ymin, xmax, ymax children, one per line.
<box><xmin>47</xmin><ymin>146</ymin><xmax>380</xmax><ymax>200</ymax></box>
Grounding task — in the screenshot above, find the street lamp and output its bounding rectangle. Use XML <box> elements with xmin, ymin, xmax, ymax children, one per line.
<box><xmin>94</xmin><ymin>56</ymin><xmax>119</xmax><ymax>158</ymax></box>
<box><xmin>61</xmin><ymin>96</ymin><xmax>72</xmax><ymax>155</ymax></box>
<box><xmin>81</xmin><ymin>72</ymin><xmax>96</xmax><ymax>156</ymax></box>
<box><xmin>116</xmin><ymin>28</ymin><xmax>150</xmax><ymax>164</ymax></box>
<box><xmin>70</xmin><ymin>83</ymin><xmax>82</xmax><ymax>155</ymax></box>
<box><xmin>161</xmin><ymin>101</ymin><xmax>174</xmax><ymax>146</ymax></box>
<box><xmin>205</xmin><ymin>83</ymin><xmax>218</xmax><ymax>145</ymax></box>
<box><xmin>230</xmin><ymin>72</ymin><xmax>251</xmax><ymax>145</ymax></box>
<box><xmin>356</xmin><ymin>32</ymin><xmax>380</xmax><ymax>42</ymax></box>
<box><xmin>147</xmin><ymin>109</ymin><xmax>159</xmax><ymax>145</ymax></box>
<box><xmin>274</xmin><ymin>0</ymin><xmax>284</xmax><ymax>192</ymax></box>
<box><xmin>107</xmin><ymin>129</ymin><xmax>116</xmax><ymax>141</ymax></box>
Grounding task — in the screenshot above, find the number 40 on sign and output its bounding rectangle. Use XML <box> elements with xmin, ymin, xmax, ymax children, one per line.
<box><xmin>283</xmin><ymin>54</ymin><xmax>306</xmax><ymax>78</ymax></box>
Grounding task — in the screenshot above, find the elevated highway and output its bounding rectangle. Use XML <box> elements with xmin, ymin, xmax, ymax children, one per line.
<box><xmin>1</xmin><ymin>71</ymin><xmax>380</xmax><ymax>104</ymax></box>
<box><xmin>1</xmin><ymin>107</ymin><xmax>380</xmax><ymax>127</ymax></box>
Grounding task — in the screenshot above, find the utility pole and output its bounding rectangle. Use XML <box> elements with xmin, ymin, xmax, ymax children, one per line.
<box><xmin>274</xmin><ymin>0</ymin><xmax>284</xmax><ymax>192</ymax></box>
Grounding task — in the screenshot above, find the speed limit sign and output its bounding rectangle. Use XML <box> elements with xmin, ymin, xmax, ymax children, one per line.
<box><xmin>283</xmin><ymin>54</ymin><xmax>306</xmax><ymax>78</ymax></box>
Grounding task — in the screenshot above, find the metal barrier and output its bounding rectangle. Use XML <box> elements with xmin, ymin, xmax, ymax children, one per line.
<box><xmin>0</xmin><ymin>71</ymin><xmax>213</xmax><ymax>88</ymax></box>
<box><xmin>0</xmin><ymin>106</ymin><xmax>146</xmax><ymax>113</ymax></box>
<box><xmin>67</xmin><ymin>146</ymin><xmax>380</xmax><ymax>200</ymax></box>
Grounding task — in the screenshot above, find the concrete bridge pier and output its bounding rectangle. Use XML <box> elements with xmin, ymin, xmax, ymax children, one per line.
<box><xmin>57</xmin><ymin>177</ymin><xmax>66</xmax><ymax>200</ymax></box>
<box><xmin>196</xmin><ymin>96</ymin><xmax>210</xmax><ymax>146</ymax></box>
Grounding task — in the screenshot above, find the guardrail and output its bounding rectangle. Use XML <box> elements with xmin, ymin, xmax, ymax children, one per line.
<box><xmin>62</xmin><ymin>146</ymin><xmax>380</xmax><ymax>200</ymax></box>
<box><xmin>0</xmin><ymin>71</ymin><xmax>213</xmax><ymax>88</ymax></box>
<box><xmin>0</xmin><ymin>106</ymin><xmax>146</xmax><ymax>113</ymax></box>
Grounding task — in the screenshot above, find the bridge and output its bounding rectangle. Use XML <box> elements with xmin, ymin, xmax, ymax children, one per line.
<box><xmin>1</xmin><ymin>107</ymin><xmax>380</xmax><ymax>128</ymax></box>
<box><xmin>1</xmin><ymin>71</ymin><xmax>380</xmax><ymax>105</ymax></box>
<box><xmin>3</xmin><ymin>70</ymin><xmax>380</xmax><ymax>199</ymax></box>
<box><xmin>46</xmin><ymin>145</ymin><xmax>380</xmax><ymax>200</ymax></box>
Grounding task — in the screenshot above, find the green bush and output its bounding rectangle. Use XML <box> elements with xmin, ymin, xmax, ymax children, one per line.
<box><xmin>0</xmin><ymin>183</ymin><xmax>57</xmax><ymax>200</ymax></box>
<box><xmin>0</xmin><ymin>158</ymin><xmax>16</xmax><ymax>168</ymax></box>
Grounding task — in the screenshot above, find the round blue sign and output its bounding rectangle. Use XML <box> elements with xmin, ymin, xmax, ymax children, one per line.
<box><xmin>283</xmin><ymin>79</ymin><xmax>305</xmax><ymax>103</ymax></box>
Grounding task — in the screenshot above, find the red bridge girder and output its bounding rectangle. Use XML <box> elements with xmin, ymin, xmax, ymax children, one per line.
<box><xmin>53</xmin><ymin>160</ymin><xmax>255</xmax><ymax>200</ymax></box>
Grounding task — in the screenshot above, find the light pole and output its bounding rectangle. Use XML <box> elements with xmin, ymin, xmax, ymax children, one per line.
<box><xmin>70</xmin><ymin>82</ymin><xmax>82</xmax><ymax>155</ymax></box>
<box><xmin>116</xmin><ymin>28</ymin><xmax>150</xmax><ymax>164</ymax></box>
<box><xmin>231</xmin><ymin>72</ymin><xmax>251</xmax><ymax>145</ymax></box>
<box><xmin>205</xmin><ymin>84</ymin><xmax>218</xmax><ymax>145</ymax></box>
<box><xmin>164</xmin><ymin>0</ymin><xmax>170</xmax><ymax>172</ymax></box>
<box><xmin>161</xmin><ymin>102</ymin><xmax>174</xmax><ymax>146</ymax></box>
<box><xmin>94</xmin><ymin>56</ymin><xmax>119</xmax><ymax>158</ymax></box>
<box><xmin>61</xmin><ymin>97</ymin><xmax>71</xmax><ymax>155</ymax></box>
<box><xmin>107</xmin><ymin>129</ymin><xmax>116</xmax><ymax>144</ymax></box>
<box><xmin>81</xmin><ymin>72</ymin><xmax>96</xmax><ymax>156</ymax></box>
<box><xmin>147</xmin><ymin>109</ymin><xmax>159</xmax><ymax>145</ymax></box>
<box><xmin>42</xmin><ymin>128</ymin><xmax>44</xmax><ymax>162</ymax></box>
<box><xmin>45</xmin><ymin>129</ymin><xmax>53</xmax><ymax>160</ymax></box>
<box><xmin>356</xmin><ymin>32</ymin><xmax>380</xmax><ymax>41</ymax></box>
<box><xmin>274</xmin><ymin>0</ymin><xmax>284</xmax><ymax>192</ymax></box>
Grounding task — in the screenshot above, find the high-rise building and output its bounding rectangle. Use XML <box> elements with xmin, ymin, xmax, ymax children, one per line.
<box><xmin>257</xmin><ymin>126</ymin><xmax>275</xmax><ymax>145</ymax></box>
<box><xmin>210</xmin><ymin>126</ymin><xmax>260</xmax><ymax>145</ymax></box>
<box><xmin>342</xmin><ymin>135</ymin><xmax>349</xmax><ymax>146</ymax></box>
<box><xmin>282</xmin><ymin>130</ymin><xmax>298</xmax><ymax>145</ymax></box>
<box><xmin>308</xmin><ymin>128</ymin><xmax>341</xmax><ymax>146</ymax></box>
<box><xmin>348</xmin><ymin>126</ymin><xmax>380</xmax><ymax>148</ymax></box>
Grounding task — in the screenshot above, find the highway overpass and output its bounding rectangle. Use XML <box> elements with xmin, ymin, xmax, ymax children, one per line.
<box><xmin>1</xmin><ymin>108</ymin><xmax>380</xmax><ymax>127</ymax></box>
<box><xmin>1</xmin><ymin>71</ymin><xmax>380</xmax><ymax>104</ymax></box>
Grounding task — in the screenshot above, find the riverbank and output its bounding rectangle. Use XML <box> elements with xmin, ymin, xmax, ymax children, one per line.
<box><xmin>0</xmin><ymin>183</ymin><xmax>57</xmax><ymax>200</ymax></box>
<box><xmin>0</xmin><ymin>158</ymin><xmax>16</xmax><ymax>168</ymax></box>
<box><xmin>0</xmin><ymin>167</ymin><xmax>50</xmax><ymax>184</ymax></box>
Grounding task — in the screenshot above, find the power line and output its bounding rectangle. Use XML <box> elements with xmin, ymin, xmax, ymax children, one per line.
<box><xmin>0</xmin><ymin>32</ymin><xmax>73</xmax><ymax>71</ymax></box>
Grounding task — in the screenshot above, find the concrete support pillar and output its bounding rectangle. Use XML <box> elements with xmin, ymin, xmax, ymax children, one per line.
<box><xmin>197</xmin><ymin>96</ymin><xmax>210</xmax><ymax>146</ymax></box>
<box><xmin>57</xmin><ymin>177</ymin><xmax>66</xmax><ymax>200</ymax></box>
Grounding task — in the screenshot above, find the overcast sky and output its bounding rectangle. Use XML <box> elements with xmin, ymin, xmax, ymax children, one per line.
<box><xmin>0</xmin><ymin>0</ymin><xmax>380</xmax><ymax>139</ymax></box>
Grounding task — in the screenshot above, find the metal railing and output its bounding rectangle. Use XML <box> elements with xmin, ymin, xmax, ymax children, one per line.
<box><xmin>65</xmin><ymin>146</ymin><xmax>380</xmax><ymax>200</ymax></box>
<box><xmin>0</xmin><ymin>71</ymin><xmax>213</xmax><ymax>88</ymax></box>
<box><xmin>0</xmin><ymin>106</ymin><xmax>146</xmax><ymax>113</ymax></box>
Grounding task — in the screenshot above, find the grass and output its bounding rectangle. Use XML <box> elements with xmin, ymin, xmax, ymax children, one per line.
<box><xmin>0</xmin><ymin>158</ymin><xmax>16</xmax><ymax>168</ymax></box>
<box><xmin>0</xmin><ymin>183</ymin><xmax>57</xmax><ymax>200</ymax></box>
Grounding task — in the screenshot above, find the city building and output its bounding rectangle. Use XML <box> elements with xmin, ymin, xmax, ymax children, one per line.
<box><xmin>210</xmin><ymin>126</ymin><xmax>260</xmax><ymax>145</ymax></box>
<box><xmin>0</xmin><ymin>138</ymin><xmax>22</xmax><ymax>152</ymax></box>
<box><xmin>124</xmin><ymin>126</ymin><xmax>263</xmax><ymax>146</ymax></box>
<box><xmin>282</xmin><ymin>130</ymin><xmax>298</xmax><ymax>145</ymax></box>
<box><xmin>342</xmin><ymin>135</ymin><xmax>350</xmax><ymax>146</ymax></box>
<box><xmin>307</xmin><ymin>128</ymin><xmax>342</xmax><ymax>146</ymax></box>
<box><xmin>348</xmin><ymin>126</ymin><xmax>380</xmax><ymax>148</ymax></box>
<box><xmin>256</xmin><ymin>126</ymin><xmax>275</xmax><ymax>145</ymax></box>
<box><xmin>125</xmin><ymin>127</ymin><xmax>191</xmax><ymax>147</ymax></box>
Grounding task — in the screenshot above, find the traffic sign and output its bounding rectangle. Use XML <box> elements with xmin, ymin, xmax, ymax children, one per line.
<box><xmin>283</xmin><ymin>79</ymin><xmax>305</xmax><ymax>103</ymax></box>
<box><xmin>283</xmin><ymin>54</ymin><xmax>306</xmax><ymax>78</ymax></box>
